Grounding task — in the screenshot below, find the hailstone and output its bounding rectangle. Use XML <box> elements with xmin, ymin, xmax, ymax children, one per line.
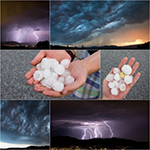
<box><xmin>111</xmin><ymin>88</ymin><xmax>118</xmax><ymax>95</ymax></box>
<box><xmin>108</xmin><ymin>82</ymin><xmax>115</xmax><ymax>89</ymax></box>
<box><xmin>54</xmin><ymin>64</ymin><xmax>65</xmax><ymax>75</ymax></box>
<box><xmin>120</xmin><ymin>83</ymin><xmax>126</xmax><ymax>91</ymax></box>
<box><xmin>106</xmin><ymin>74</ymin><xmax>114</xmax><ymax>82</ymax></box>
<box><xmin>122</xmin><ymin>65</ymin><xmax>132</xmax><ymax>75</ymax></box>
<box><xmin>33</xmin><ymin>70</ymin><xmax>43</xmax><ymax>81</ymax></box>
<box><xmin>114</xmin><ymin>73</ymin><xmax>121</xmax><ymax>81</ymax></box>
<box><xmin>65</xmin><ymin>75</ymin><xmax>75</xmax><ymax>85</ymax></box>
<box><xmin>124</xmin><ymin>75</ymin><xmax>133</xmax><ymax>84</ymax></box>
<box><xmin>62</xmin><ymin>70</ymin><xmax>71</xmax><ymax>77</ymax></box>
<box><xmin>60</xmin><ymin>59</ymin><xmax>70</xmax><ymax>68</ymax></box>
<box><xmin>43</xmin><ymin>69</ymin><xmax>51</xmax><ymax>79</ymax></box>
<box><xmin>52</xmin><ymin>82</ymin><xmax>64</xmax><ymax>92</ymax></box>
<box><xmin>113</xmin><ymin>68</ymin><xmax>120</xmax><ymax>74</ymax></box>
<box><xmin>41</xmin><ymin>58</ymin><xmax>51</xmax><ymax>70</ymax></box>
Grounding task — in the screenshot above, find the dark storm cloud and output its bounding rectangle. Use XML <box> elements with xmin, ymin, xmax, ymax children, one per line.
<box><xmin>51</xmin><ymin>101</ymin><xmax>149</xmax><ymax>141</ymax></box>
<box><xmin>51</xmin><ymin>1</ymin><xmax>149</xmax><ymax>45</ymax></box>
<box><xmin>1</xmin><ymin>100</ymin><xmax>50</xmax><ymax>145</ymax></box>
<box><xmin>1</xmin><ymin>1</ymin><xmax>49</xmax><ymax>42</ymax></box>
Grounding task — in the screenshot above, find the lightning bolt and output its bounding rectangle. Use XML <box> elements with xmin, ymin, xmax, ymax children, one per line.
<box><xmin>82</xmin><ymin>129</ymin><xmax>87</xmax><ymax>140</ymax></box>
<box><xmin>33</xmin><ymin>31</ymin><xmax>38</xmax><ymax>42</ymax></box>
<box><xmin>104</xmin><ymin>121</ymin><xmax>113</xmax><ymax>138</ymax></box>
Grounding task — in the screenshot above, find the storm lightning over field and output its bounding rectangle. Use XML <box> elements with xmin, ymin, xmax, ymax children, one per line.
<box><xmin>1</xmin><ymin>1</ymin><xmax>49</xmax><ymax>44</ymax></box>
<box><xmin>51</xmin><ymin>101</ymin><xmax>149</xmax><ymax>142</ymax></box>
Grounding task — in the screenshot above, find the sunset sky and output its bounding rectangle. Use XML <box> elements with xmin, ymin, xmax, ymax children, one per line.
<box><xmin>0</xmin><ymin>101</ymin><xmax>50</xmax><ymax>148</ymax></box>
<box><xmin>51</xmin><ymin>1</ymin><xmax>149</xmax><ymax>47</ymax></box>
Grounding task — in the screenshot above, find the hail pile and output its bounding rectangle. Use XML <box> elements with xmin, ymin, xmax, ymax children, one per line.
<box><xmin>106</xmin><ymin>65</ymin><xmax>133</xmax><ymax>95</ymax></box>
<box><xmin>33</xmin><ymin>58</ymin><xmax>74</xmax><ymax>92</ymax></box>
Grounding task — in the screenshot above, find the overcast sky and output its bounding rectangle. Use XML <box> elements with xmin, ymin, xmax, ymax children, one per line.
<box><xmin>0</xmin><ymin>100</ymin><xmax>50</xmax><ymax>148</ymax></box>
<box><xmin>51</xmin><ymin>100</ymin><xmax>149</xmax><ymax>142</ymax></box>
<box><xmin>51</xmin><ymin>0</ymin><xmax>149</xmax><ymax>46</ymax></box>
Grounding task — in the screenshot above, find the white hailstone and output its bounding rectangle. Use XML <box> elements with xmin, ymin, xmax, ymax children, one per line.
<box><xmin>65</xmin><ymin>75</ymin><xmax>75</xmax><ymax>85</ymax></box>
<box><xmin>119</xmin><ymin>79</ymin><xmax>125</xmax><ymax>84</ymax></box>
<box><xmin>54</xmin><ymin>64</ymin><xmax>65</xmax><ymax>75</ymax></box>
<box><xmin>51</xmin><ymin>59</ymin><xmax>59</xmax><ymax>69</ymax></box>
<box><xmin>60</xmin><ymin>59</ymin><xmax>70</xmax><ymax>68</ymax></box>
<box><xmin>45</xmin><ymin>77</ymin><xmax>57</xmax><ymax>89</ymax></box>
<box><xmin>114</xmin><ymin>73</ymin><xmax>121</xmax><ymax>81</ymax></box>
<box><xmin>33</xmin><ymin>70</ymin><xmax>43</xmax><ymax>81</ymax></box>
<box><xmin>122</xmin><ymin>65</ymin><xmax>132</xmax><ymax>75</ymax></box>
<box><xmin>43</xmin><ymin>69</ymin><xmax>51</xmax><ymax>79</ymax></box>
<box><xmin>58</xmin><ymin>76</ymin><xmax>65</xmax><ymax>83</ymax></box>
<box><xmin>36</xmin><ymin>63</ymin><xmax>43</xmax><ymax>71</ymax></box>
<box><xmin>113</xmin><ymin>68</ymin><xmax>120</xmax><ymax>74</ymax></box>
<box><xmin>111</xmin><ymin>88</ymin><xmax>118</xmax><ymax>96</ymax></box>
<box><xmin>113</xmin><ymin>81</ymin><xmax>120</xmax><ymax>89</ymax></box>
<box><xmin>106</xmin><ymin>74</ymin><xmax>114</xmax><ymax>82</ymax></box>
<box><xmin>41</xmin><ymin>58</ymin><xmax>51</xmax><ymax>70</ymax></box>
<box><xmin>120</xmin><ymin>83</ymin><xmax>126</xmax><ymax>91</ymax></box>
<box><xmin>41</xmin><ymin>78</ymin><xmax>47</xmax><ymax>87</ymax></box>
<box><xmin>52</xmin><ymin>82</ymin><xmax>64</xmax><ymax>92</ymax></box>
<box><xmin>124</xmin><ymin>75</ymin><xmax>133</xmax><ymax>84</ymax></box>
<box><xmin>62</xmin><ymin>70</ymin><xmax>71</xmax><ymax>77</ymax></box>
<box><xmin>49</xmin><ymin>72</ymin><xmax>58</xmax><ymax>80</ymax></box>
<box><xmin>108</xmin><ymin>82</ymin><xmax>115</xmax><ymax>89</ymax></box>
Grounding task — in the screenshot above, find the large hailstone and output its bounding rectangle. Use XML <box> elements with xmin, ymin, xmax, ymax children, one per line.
<box><xmin>113</xmin><ymin>68</ymin><xmax>120</xmax><ymax>74</ymax></box>
<box><xmin>122</xmin><ymin>65</ymin><xmax>132</xmax><ymax>75</ymax></box>
<box><xmin>36</xmin><ymin>63</ymin><xmax>43</xmax><ymax>71</ymax></box>
<box><xmin>44</xmin><ymin>77</ymin><xmax>56</xmax><ymax>89</ymax></box>
<box><xmin>41</xmin><ymin>58</ymin><xmax>51</xmax><ymax>70</ymax></box>
<box><xmin>106</xmin><ymin>74</ymin><xmax>114</xmax><ymax>82</ymax></box>
<box><xmin>62</xmin><ymin>70</ymin><xmax>71</xmax><ymax>77</ymax></box>
<box><xmin>65</xmin><ymin>75</ymin><xmax>75</xmax><ymax>85</ymax></box>
<box><xmin>43</xmin><ymin>69</ymin><xmax>51</xmax><ymax>79</ymax></box>
<box><xmin>120</xmin><ymin>83</ymin><xmax>126</xmax><ymax>91</ymax></box>
<box><xmin>113</xmin><ymin>81</ymin><xmax>120</xmax><ymax>89</ymax></box>
<box><xmin>54</xmin><ymin>64</ymin><xmax>65</xmax><ymax>75</ymax></box>
<box><xmin>114</xmin><ymin>73</ymin><xmax>121</xmax><ymax>81</ymax></box>
<box><xmin>33</xmin><ymin>70</ymin><xmax>43</xmax><ymax>81</ymax></box>
<box><xmin>52</xmin><ymin>82</ymin><xmax>64</xmax><ymax>92</ymax></box>
<box><xmin>124</xmin><ymin>75</ymin><xmax>133</xmax><ymax>84</ymax></box>
<box><xmin>60</xmin><ymin>59</ymin><xmax>70</xmax><ymax>68</ymax></box>
<box><xmin>108</xmin><ymin>82</ymin><xmax>115</xmax><ymax>89</ymax></box>
<box><xmin>111</xmin><ymin>88</ymin><xmax>118</xmax><ymax>95</ymax></box>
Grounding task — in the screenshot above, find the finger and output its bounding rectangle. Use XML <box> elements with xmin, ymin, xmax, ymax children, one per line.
<box><xmin>34</xmin><ymin>84</ymin><xmax>49</xmax><ymax>92</ymax></box>
<box><xmin>25</xmin><ymin>67</ymin><xmax>37</xmax><ymax>79</ymax></box>
<box><xmin>27</xmin><ymin>77</ymin><xmax>35</xmax><ymax>85</ymax></box>
<box><xmin>33</xmin><ymin>80</ymin><xmax>40</xmax><ymax>85</ymax></box>
<box><xmin>62</xmin><ymin>78</ymin><xmax>85</xmax><ymax>95</ymax></box>
<box><xmin>118</xmin><ymin>57</ymin><xmax>128</xmax><ymax>70</ymax></box>
<box><xmin>127</xmin><ymin>57</ymin><xmax>135</xmax><ymax>67</ymax></box>
<box><xmin>131</xmin><ymin>62</ymin><xmax>140</xmax><ymax>75</ymax></box>
<box><xmin>43</xmin><ymin>91</ymin><xmax>64</xmax><ymax>97</ymax></box>
<box><xmin>129</xmin><ymin>72</ymin><xmax>141</xmax><ymax>88</ymax></box>
<box><xmin>31</xmin><ymin>50</ymin><xmax>46</xmax><ymax>66</ymax></box>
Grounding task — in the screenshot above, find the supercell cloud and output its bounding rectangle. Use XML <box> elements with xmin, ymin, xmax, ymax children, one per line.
<box><xmin>51</xmin><ymin>1</ymin><xmax>149</xmax><ymax>46</ymax></box>
<box><xmin>1</xmin><ymin>100</ymin><xmax>50</xmax><ymax>146</ymax></box>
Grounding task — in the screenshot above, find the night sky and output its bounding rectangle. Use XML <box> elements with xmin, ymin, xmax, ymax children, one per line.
<box><xmin>0</xmin><ymin>100</ymin><xmax>50</xmax><ymax>148</ymax></box>
<box><xmin>51</xmin><ymin>1</ymin><xmax>149</xmax><ymax>46</ymax></box>
<box><xmin>1</xmin><ymin>1</ymin><xmax>49</xmax><ymax>44</ymax></box>
<box><xmin>51</xmin><ymin>101</ymin><xmax>149</xmax><ymax>142</ymax></box>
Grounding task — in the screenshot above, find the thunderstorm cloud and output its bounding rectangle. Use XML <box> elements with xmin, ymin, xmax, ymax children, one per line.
<box><xmin>51</xmin><ymin>1</ymin><xmax>149</xmax><ymax>45</ymax></box>
<box><xmin>1</xmin><ymin>100</ymin><xmax>50</xmax><ymax>146</ymax></box>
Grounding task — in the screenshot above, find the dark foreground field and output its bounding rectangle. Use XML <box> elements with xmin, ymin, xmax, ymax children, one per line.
<box><xmin>51</xmin><ymin>136</ymin><xmax>149</xmax><ymax>150</ymax></box>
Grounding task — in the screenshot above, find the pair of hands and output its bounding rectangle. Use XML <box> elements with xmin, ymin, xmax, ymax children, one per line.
<box><xmin>25</xmin><ymin>50</ymin><xmax>88</xmax><ymax>97</ymax></box>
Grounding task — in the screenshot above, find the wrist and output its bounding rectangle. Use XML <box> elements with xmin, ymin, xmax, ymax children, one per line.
<box><xmin>65</xmin><ymin>50</ymin><xmax>76</xmax><ymax>62</ymax></box>
<box><xmin>102</xmin><ymin>95</ymin><xmax>110</xmax><ymax>100</ymax></box>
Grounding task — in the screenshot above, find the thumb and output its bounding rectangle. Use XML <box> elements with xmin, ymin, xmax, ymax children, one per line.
<box><xmin>31</xmin><ymin>50</ymin><xmax>46</xmax><ymax>66</ymax></box>
<box><xmin>62</xmin><ymin>78</ymin><xmax>85</xmax><ymax>94</ymax></box>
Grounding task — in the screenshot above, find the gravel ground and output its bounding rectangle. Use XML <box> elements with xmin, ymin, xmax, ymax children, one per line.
<box><xmin>101</xmin><ymin>50</ymin><xmax>149</xmax><ymax>100</ymax></box>
<box><xmin>1</xmin><ymin>50</ymin><xmax>84</xmax><ymax>100</ymax></box>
